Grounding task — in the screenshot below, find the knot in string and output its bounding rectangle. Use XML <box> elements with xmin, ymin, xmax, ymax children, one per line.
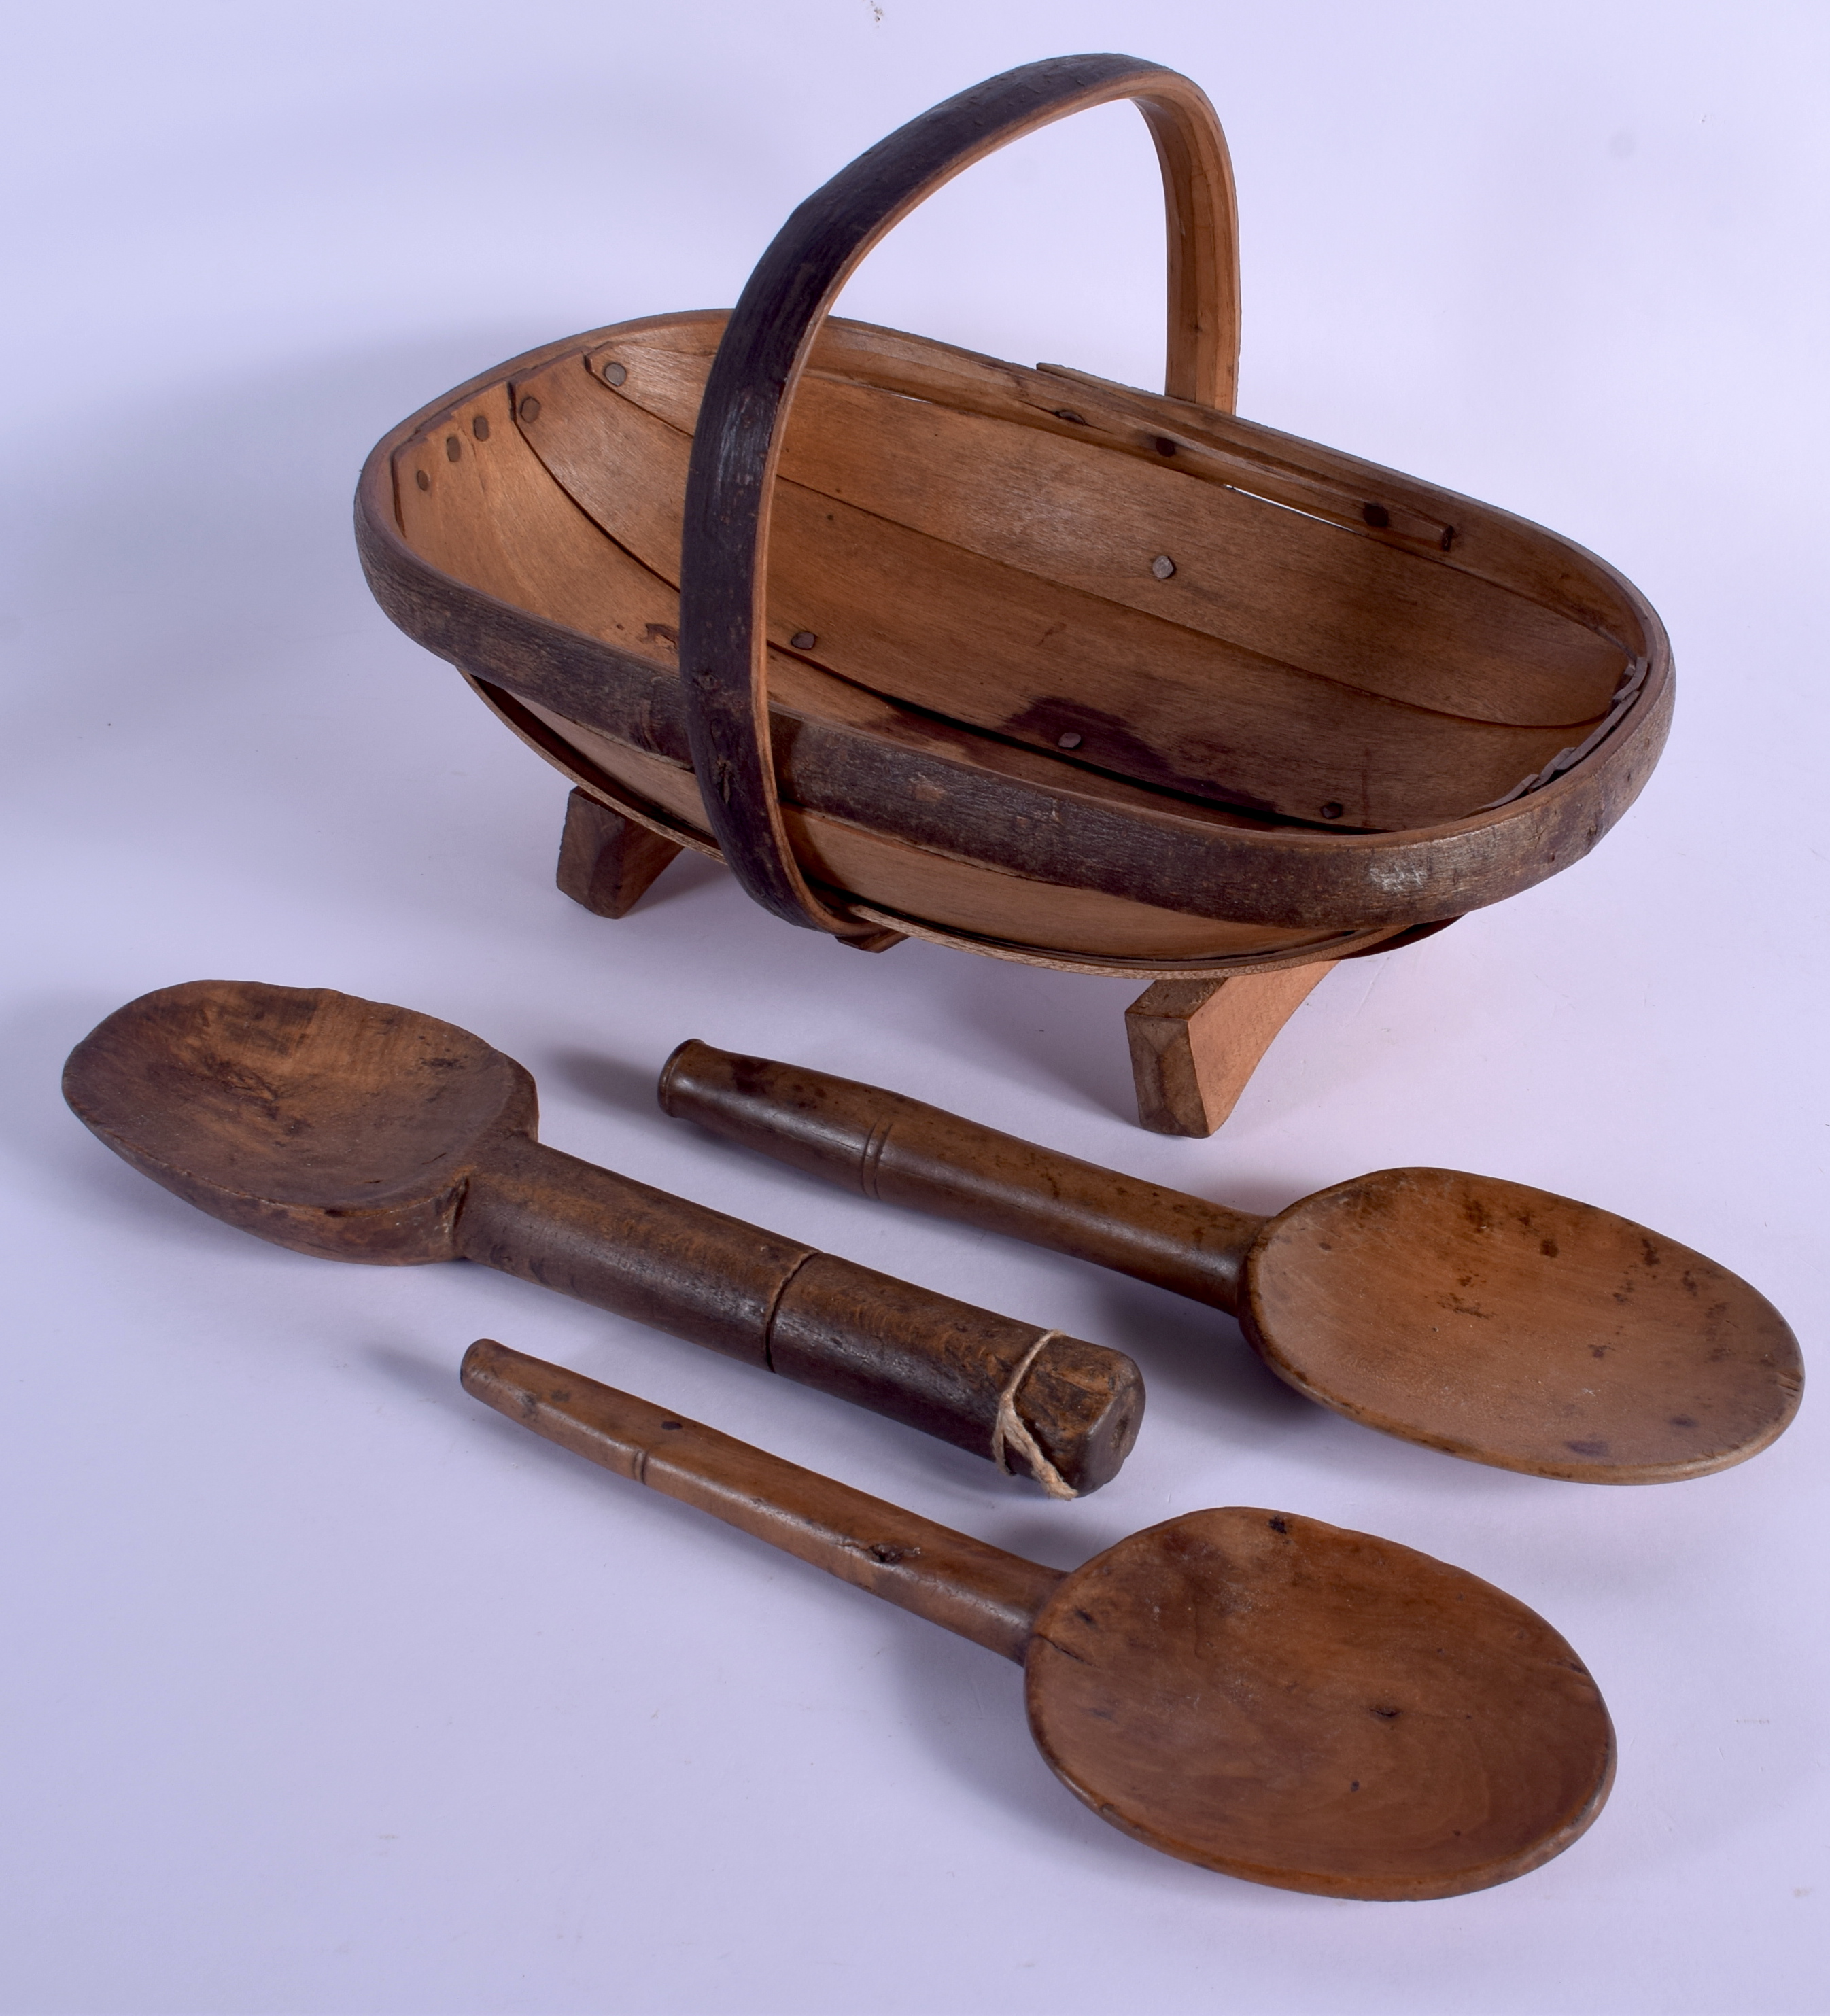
<box><xmin>990</xmin><ymin>1329</ymin><xmax>1078</xmax><ymax>1500</ymax></box>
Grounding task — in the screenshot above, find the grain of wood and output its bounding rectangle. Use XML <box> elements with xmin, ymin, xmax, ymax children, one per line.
<box><xmin>1126</xmin><ymin>964</ymin><xmax>1336</xmax><ymax>1134</ymax></box>
<box><xmin>521</xmin><ymin>348</ymin><xmax>1604</xmax><ymax>829</ymax></box>
<box><xmin>600</xmin><ymin>333</ymin><xmax>1625</xmax><ymax>727</ymax></box>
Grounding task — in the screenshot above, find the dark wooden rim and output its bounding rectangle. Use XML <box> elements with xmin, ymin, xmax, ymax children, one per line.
<box><xmin>353</xmin><ymin>315</ymin><xmax>1673</xmax><ymax>958</ymax></box>
<box><xmin>676</xmin><ymin>55</ymin><xmax>1239</xmax><ymax>941</ymax></box>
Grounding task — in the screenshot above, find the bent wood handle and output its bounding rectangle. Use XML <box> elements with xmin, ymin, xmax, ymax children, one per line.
<box><xmin>678</xmin><ymin>54</ymin><xmax>1238</xmax><ymax>940</ymax></box>
<box><xmin>462</xmin><ymin>1340</ymin><xmax>1061</xmax><ymax>1660</ymax></box>
<box><xmin>454</xmin><ymin>1135</ymin><xmax>1141</xmax><ymax>1494</ymax></box>
<box><xmin>660</xmin><ymin>1041</ymin><xmax>1259</xmax><ymax>1317</ymax></box>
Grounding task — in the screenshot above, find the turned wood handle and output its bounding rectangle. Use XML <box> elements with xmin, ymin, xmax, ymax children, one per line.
<box><xmin>454</xmin><ymin>1135</ymin><xmax>1141</xmax><ymax>1494</ymax></box>
<box><xmin>659</xmin><ymin>1042</ymin><xmax>1259</xmax><ymax>1315</ymax></box>
<box><xmin>678</xmin><ymin>53</ymin><xmax>1239</xmax><ymax>939</ymax></box>
<box><xmin>462</xmin><ymin>1340</ymin><xmax>1062</xmax><ymax>1660</ymax></box>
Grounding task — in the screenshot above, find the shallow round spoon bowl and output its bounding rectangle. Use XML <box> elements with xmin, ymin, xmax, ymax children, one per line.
<box><xmin>1243</xmin><ymin>1170</ymin><xmax>1803</xmax><ymax>1482</ymax></box>
<box><xmin>64</xmin><ymin>980</ymin><xmax>532</xmax><ymax>1259</ymax></box>
<box><xmin>1029</xmin><ymin>1507</ymin><xmax>1612</xmax><ymax>1897</ymax></box>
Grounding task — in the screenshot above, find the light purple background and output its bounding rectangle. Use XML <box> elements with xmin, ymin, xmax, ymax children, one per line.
<box><xmin>4</xmin><ymin>3</ymin><xmax>1825</xmax><ymax>2010</ymax></box>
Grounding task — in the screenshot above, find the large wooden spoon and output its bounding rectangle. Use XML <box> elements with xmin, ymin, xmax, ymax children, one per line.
<box><xmin>464</xmin><ymin>1336</ymin><xmax>1614</xmax><ymax>1899</ymax></box>
<box><xmin>62</xmin><ymin>983</ymin><xmax>1142</xmax><ymax>1492</ymax></box>
<box><xmin>659</xmin><ymin>1043</ymin><xmax>1803</xmax><ymax>1483</ymax></box>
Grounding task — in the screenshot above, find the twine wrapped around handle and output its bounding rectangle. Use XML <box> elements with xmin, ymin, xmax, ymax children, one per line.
<box><xmin>990</xmin><ymin>1330</ymin><xmax>1080</xmax><ymax>1499</ymax></box>
<box><xmin>677</xmin><ymin>54</ymin><xmax>1239</xmax><ymax>942</ymax></box>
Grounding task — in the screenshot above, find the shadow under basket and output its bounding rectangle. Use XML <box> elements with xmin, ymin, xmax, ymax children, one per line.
<box><xmin>356</xmin><ymin>54</ymin><xmax>1671</xmax><ymax>1134</ymax></box>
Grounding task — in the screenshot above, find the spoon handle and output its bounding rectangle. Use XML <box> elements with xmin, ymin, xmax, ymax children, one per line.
<box><xmin>455</xmin><ymin>1137</ymin><xmax>1141</xmax><ymax>1495</ymax></box>
<box><xmin>461</xmin><ymin>1339</ymin><xmax>1062</xmax><ymax>1661</ymax></box>
<box><xmin>659</xmin><ymin>1042</ymin><xmax>1260</xmax><ymax>1315</ymax></box>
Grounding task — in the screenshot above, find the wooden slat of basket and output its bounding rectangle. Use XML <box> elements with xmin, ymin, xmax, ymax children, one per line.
<box><xmin>393</xmin><ymin>384</ymin><xmax>1360</xmax><ymax>960</ymax></box>
<box><xmin>591</xmin><ymin>314</ymin><xmax>1651</xmax><ymax>656</ymax></box>
<box><xmin>391</xmin><ymin>381</ymin><xmax>665</xmax><ymax>661</ymax></box>
<box><xmin>394</xmin><ymin>382</ymin><xmax>1270</xmax><ymax>838</ymax></box>
<box><xmin>513</xmin><ymin>351</ymin><xmax>1599</xmax><ymax>830</ymax></box>
<box><xmin>1034</xmin><ymin>361</ymin><xmax>1653</xmax><ymax>649</ymax></box>
<box><xmin>377</xmin><ymin>370</ymin><xmax>1663</xmax><ymax>943</ymax></box>
<box><xmin>592</xmin><ymin>314</ymin><xmax>1465</xmax><ymax>551</ymax></box>
<box><xmin>590</xmin><ymin>331</ymin><xmax>1624</xmax><ymax>729</ymax></box>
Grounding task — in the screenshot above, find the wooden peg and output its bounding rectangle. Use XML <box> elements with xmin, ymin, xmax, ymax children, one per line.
<box><xmin>555</xmin><ymin>788</ymin><xmax>683</xmax><ymax>918</ymax></box>
<box><xmin>1125</xmin><ymin>963</ymin><xmax>1336</xmax><ymax>1136</ymax></box>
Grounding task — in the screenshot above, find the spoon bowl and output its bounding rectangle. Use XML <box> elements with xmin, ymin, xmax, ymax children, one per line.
<box><xmin>1244</xmin><ymin>1168</ymin><xmax>1802</xmax><ymax>1482</ymax></box>
<box><xmin>1029</xmin><ymin>1507</ymin><xmax>1612</xmax><ymax>1896</ymax></box>
<box><xmin>64</xmin><ymin>979</ymin><xmax>532</xmax><ymax>1261</ymax></box>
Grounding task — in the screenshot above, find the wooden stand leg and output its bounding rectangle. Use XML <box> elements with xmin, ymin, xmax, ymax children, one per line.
<box><xmin>837</xmin><ymin>924</ymin><xmax>908</xmax><ymax>954</ymax></box>
<box><xmin>555</xmin><ymin>788</ymin><xmax>683</xmax><ymax>919</ymax></box>
<box><xmin>1126</xmin><ymin>963</ymin><xmax>1336</xmax><ymax>1136</ymax></box>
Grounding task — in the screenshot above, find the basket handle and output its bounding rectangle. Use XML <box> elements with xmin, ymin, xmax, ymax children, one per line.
<box><xmin>678</xmin><ymin>54</ymin><xmax>1239</xmax><ymax>940</ymax></box>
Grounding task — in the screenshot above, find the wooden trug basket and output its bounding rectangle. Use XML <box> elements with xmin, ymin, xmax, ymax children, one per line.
<box><xmin>356</xmin><ymin>54</ymin><xmax>1670</xmax><ymax>1134</ymax></box>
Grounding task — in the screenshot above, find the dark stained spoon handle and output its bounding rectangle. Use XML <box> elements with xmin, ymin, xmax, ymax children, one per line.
<box><xmin>659</xmin><ymin>1040</ymin><xmax>1259</xmax><ymax>1314</ymax></box>
<box><xmin>461</xmin><ymin>1339</ymin><xmax>1062</xmax><ymax>1658</ymax></box>
<box><xmin>458</xmin><ymin>1136</ymin><xmax>1141</xmax><ymax>1495</ymax></box>
<box><xmin>61</xmin><ymin>979</ymin><xmax>1142</xmax><ymax>1497</ymax></box>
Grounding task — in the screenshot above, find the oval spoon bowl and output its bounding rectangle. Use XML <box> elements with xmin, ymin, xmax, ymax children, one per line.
<box><xmin>63</xmin><ymin>980</ymin><xmax>534</xmax><ymax>1262</ymax></box>
<box><xmin>1241</xmin><ymin>1169</ymin><xmax>1803</xmax><ymax>1482</ymax></box>
<box><xmin>1027</xmin><ymin>1507</ymin><xmax>1615</xmax><ymax>1898</ymax></box>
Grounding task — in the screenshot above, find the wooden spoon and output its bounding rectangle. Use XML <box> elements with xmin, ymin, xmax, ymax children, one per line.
<box><xmin>464</xmin><ymin>1336</ymin><xmax>1614</xmax><ymax>1899</ymax></box>
<box><xmin>659</xmin><ymin>1043</ymin><xmax>1803</xmax><ymax>1483</ymax></box>
<box><xmin>62</xmin><ymin>982</ymin><xmax>1143</xmax><ymax>1493</ymax></box>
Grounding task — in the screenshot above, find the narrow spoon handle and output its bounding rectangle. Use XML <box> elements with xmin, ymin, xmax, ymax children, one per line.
<box><xmin>462</xmin><ymin>1340</ymin><xmax>1062</xmax><ymax>1660</ymax></box>
<box><xmin>455</xmin><ymin>1136</ymin><xmax>1141</xmax><ymax>1495</ymax></box>
<box><xmin>660</xmin><ymin>1042</ymin><xmax>1262</xmax><ymax>1315</ymax></box>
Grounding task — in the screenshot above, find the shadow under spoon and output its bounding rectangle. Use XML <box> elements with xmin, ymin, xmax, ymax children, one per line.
<box><xmin>659</xmin><ymin>1042</ymin><xmax>1802</xmax><ymax>1482</ymax></box>
<box><xmin>464</xmin><ymin>1336</ymin><xmax>1614</xmax><ymax>1900</ymax></box>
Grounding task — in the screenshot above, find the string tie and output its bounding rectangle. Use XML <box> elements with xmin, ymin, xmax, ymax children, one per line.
<box><xmin>990</xmin><ymin>1329</ymin><xmax>1077</xmax><ymax>1500</ymax></box>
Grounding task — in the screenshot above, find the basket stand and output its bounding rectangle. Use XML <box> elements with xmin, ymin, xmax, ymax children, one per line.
<box><xmin>555</xmin><ymin>786</ymin><xmax>684</xmax><ymax>922</ymax></box>
<box><xmin>554</xmin><ymin>790</ymin><xmax>1328</xmax><ymax>1137</ymax></box>
<box><xmin>1125</xmin><ymin>966</ymin><xmax>1335</xmax><ymax>1136</ymax></box>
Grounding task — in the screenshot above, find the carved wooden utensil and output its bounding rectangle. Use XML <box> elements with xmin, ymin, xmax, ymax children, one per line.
<box><xmin>660</xmin><ymin>1043</ymin><xmax>1802</xmax><ymax>1484</ymax></box>
<box><xmin>61</xmin><ymin>983</ymin><xmax>1141</xmax><ymax>1493</ymax></box>
<box><xmin>464</xmin><ymin>1336</ymin><xmax>1613</xmax><ymax>1899</ymax></box>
